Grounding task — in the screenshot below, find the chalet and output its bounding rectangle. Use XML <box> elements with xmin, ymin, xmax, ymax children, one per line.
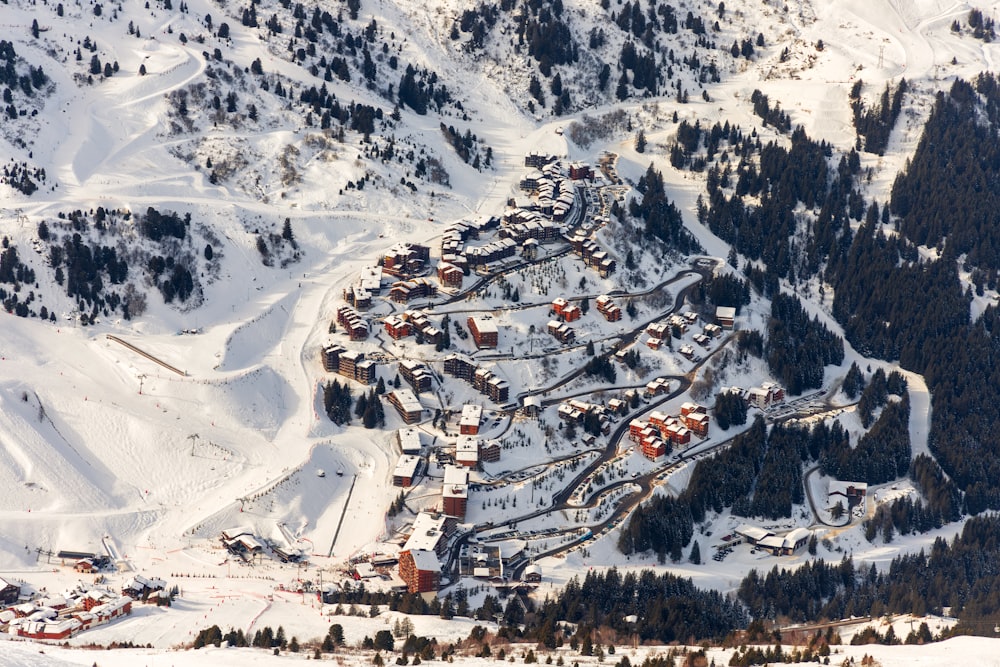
<box><xmin>442</xmin><ymin>465</ymin><xmax>470</xmax><ymax>519</ymax></box>
<box><xmin>74</xmin><ymin>559</ymin><xmax>95</xmax><ymax>573</ymax></box>
<box><xmin>399</xmin><ymin>549</ymin><xmax>440</xmax><ymax>594</ymax></box>
<box><xmin>552</xmin><ymin>297</ymin><xmax>570</xmax><ymax>316</ymax></box>
<box><xmin>747</xmin><ymin>382</ymin><xmax>784</xmax><ymax>410</ymax></box>
<box><xmin>715</xmin><ymin>306</ymin><xmax>737</xmax><ymax>330</ymax></box>
<box><xmin>646</xmin><ymin>377</ymin><xmax>672</xmax><ymax>396</ymax></box>
<box><xmin>473</xmin><ymin>367</ymin><xmax>494</xmax><ymax>393</ymax></box>
<box><xmin>562</xmin><ymin>304</ymin><xmax>582</xmax><ymax>322</ymax></box>
<box><xmin>646</xmin><ymin>337</ymin><xmax>664</xmax><ymax>351</ymax></box>
<box><xmin>388</xmin><ymin>389</ymin><xmax>423</xmax><ymax>424</ymax></box>
<box><xmin>399</xmin><ymin>359</ymin><xmax>433</xmax><ymax>393</ymax></box>
<box><xmin>322</xmin><ymin>343</ymin><xmax>346</xmax><ymax>373</ymax></box>
<box><xmin>468</xmin><ymin>316</ymin><xmax>499</xmax><ymax>349</ymax></box>
<box><xmin>608</xmin><ymin>398</ymin><xmax>627</xmax><ymax>415</ymax></box>
<box><xmin>383</xmin><ymin>243</ymin><xmax>431</xmax><ymax>278</ymax></box>
<box><xmin>338</xmin><ymin>350</ymin><xmax>376</xmax><ymax>385</ymax></box>
<box><xmin>444</xmin><ymin>353</ymin><xmax>477</xmax><ymax>381</ymax></box>
<box><xmin>438</xmin><ymin>262</ymin><xmax>464</xmax><ymax>289</ymax></box>
<box><xmin>663</xmin><ymin>422</ymin><xmax>691</xmax><ymax>445</ymax></box>
<box><xmin>704</xmin><ymin>323</ymin><xmax>723</xmax><ymax>338</ymax></box>
<box><xmin>121</xmin><ymin>574</ymin><xmax>166</xmax><ymax>600</ymax></box>
<box><xmin>525</xmin><ymin>151</ymin><xmax>557</xmax><ymax>168</ymax></box>
<box><xmin>668</xmin><ymin>314</ymin><xmax>689</xmax><ymax>334</ymax></box>
<box><xmin>519</xmin><ymin>169</ymin><xmax>545</xmax><ymax>191</ymax></box>
<box><xmin>393</xmin><ymin>455</ymin><xmax>421</xmax><ymax>487</ymax></box>
<box><xmin>384</xmin><ymin>315</ymin><xmax>411</xmax><ymax>340</ymax></box>
<box><xmin>569</xmin><ymin>162</ymin><xmax>592</xmax><ymax>180</ymax></box>
<box><xmin>465</xmin><ymin>238</ymin><xmax>517</xmax><ymax>267</ymax></box>
<box><xmin>0</xmin><ymin>577</ymin><xmax>19</xmax><ymax>605</ymax></box>
<box><xmin>398</xmin><ymin>427</ymin><xmax>422</xmax><ymax>454</ymax></box>
<box><xmin>758</xmin><ymin>528</ymin><xmax>812</xmax><ymax>556</ymax></box>
<box><xmin>358</xmin><ymin>266</ymin><xmax>383</xmax><ymax>294</ymax></box>
<box><xmin>596</xmin><ymin>295</ymin><xmax>622</xmax><ymax>322</ymax></box>
<box><xmin>679</xmin><ymin>344</ymin><xmax>696</xmax><ymax>359</ymax></box>
<box><xmin>629</xmin><ymin>419</ymin><xmax>648</xmax><ymax>442</ymax></box>
<box><xmin>479</xmin><ymin>441</ymin><xmax>501</xmax><ymax>463</ymax></box>
<box><xmin>486</xmin><ymin>376</ymin><xmax>510</xmax><ymax>403</ymax></box>
<box><xmin>403</xmin><ymin>512</ymin><xmax>453</xmax><ymax>557</ymax></box>
<box><xmin>390</xmin><ymin>278</ymin><xmax>437</xmax><ymax>304</ymax></box>
<box><xmin>523</xmin><ymin>563</ymin><xmax>543</xmax><ymax>583</ymax></box>
<box><xmin>640</xmin><ymin>435</ymin><xmax>667</xmax><ymax>461</ymax></box>
<box><xmin>456</xmin><ymin>435</ymin><xmax>479</xmax><ymax>468</ymax></box>
<box><xmin>683</xmin><ymin>412</ymin><xmax>710</xmax><ymax>437</ymax></box>
<box><xmin>459</xmin><ymin>404</ymin><xmax>483</xmax><ymax>435</ymax></box>
<box><xmin>693</xmin><ymin>333</ymin><xmax>710</xmax><ymax>347</ymax></box>
<box><xmin>337</xmin><ymin>305</ymin><xmax>369</xmax><ymax>341</ymax></box>
<box><xmin>646</xmin><ymin>322</ymin><xmax>670</xmax><ymax>339</ymax></box>
<box><xmin>343</xmin><ymin>284</ymin><xmax>373</xmax><ymax>310</ymax></box>
<box><xmin>547</xmin><ymin>320</ymin><xmax>576</xmax><ymax>344</ymax></box>
<box><xmin>828</xmin><ymin>480</ymin><xmax>868</xmax><ymax>507</ymax></box>
<box><xmin>522</xmin><ymin>395</ymin><xmax>542</xmax><ymax>418</ymax></box>
<box><xmin>522</xmin><ymin>238</ymin><xmax>539</xmax><ymax>260</ymax></box>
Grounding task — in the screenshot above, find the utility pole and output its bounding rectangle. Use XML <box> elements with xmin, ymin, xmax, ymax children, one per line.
<box><xmin>137</xmin><ymin>373</ymin><xmax>147</xmax><ymax>395</ymax></box>
<box><xmin>188</xmin><ymin>433</ymin><xmax>199</xmax><ymax>456</ymax></box>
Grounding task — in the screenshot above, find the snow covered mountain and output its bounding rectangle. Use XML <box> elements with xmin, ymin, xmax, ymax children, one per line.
<box><xmin>3</xmin><ymin>0</ymin><xmax>1000</xmax><ymax>659</ymax></box>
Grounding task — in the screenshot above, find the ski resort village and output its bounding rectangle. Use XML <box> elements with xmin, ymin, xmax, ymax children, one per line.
<box><xmin>3</xmin><ymin>0</ymin><xmax>996</xmax><ymax>662</ymax></box>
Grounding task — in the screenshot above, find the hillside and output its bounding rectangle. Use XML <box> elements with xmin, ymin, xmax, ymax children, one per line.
<box><xmin>3</xmin><ymin>0</ymin><xmax>1000</xmax><ymax>661</ymax></box>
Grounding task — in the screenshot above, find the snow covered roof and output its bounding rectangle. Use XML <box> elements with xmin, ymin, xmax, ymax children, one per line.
<box><xmin>469</xmin><ymin>316</ymin><xmax>499</xmax><ymax>334</ymax></box>
<box><xmin>716</xmin><ymin>306</ymin><xmax>737</xmax><ymax>319</ymax></box>
<box><xmin>403</xmin><ymin>513</ymin><xmax>447</xmax><ymax>552</ymax></box>
<box><xmin>784</xmin><ymin>528</ymin><xmax>812</xmax><ymax>546</ymax></box>
<box><xmin>735</xmin><ymin>524</ymin><xmax>773</xmax><ymax>542</ymax></box>
<box><xmin>444</xmin><ymin>465</ymin><xmax>470</xmax><ymax>486</ymax></box>
<box><xmin>456</xmin><ymin>436</ymin><xmax>479</xmax><ymax>457</ymax></box>
<box><xmin>393</xmin><ymin>455</ymin><xmax>420</xmax><ymax>480</ymax></box>
<box><xmin>408</xmin><ymin>549</ymin><xmax>441</xmax><ymax>573</ymax></box>
<box><xmin>460</xmin><ymin>404</ymin><xmax>483</xmax><ymax>427</ymax></box>
<box><xmin>758</xmin><ymin>535</ymin><xmax>785</xmax><ymax>549</ymax></box>
<box><xmin>398</xmin><ymin>428</ymin><xmax>422</xmax><ymax>454</ymax></box>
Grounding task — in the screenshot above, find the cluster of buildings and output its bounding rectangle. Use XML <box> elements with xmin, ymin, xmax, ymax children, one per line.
<box><xmin>500</xmin><ymin>208</ymin><xmax>563</xmax><ymax>243</ymax></box>
<box><xmin>557</xmin><ymin>398</ymin><xmax>616</xmax><ymax>428</ymax></box>
<box><xmin>5</xmin><ymin>593</ymin><xmax>134</xmax><ymax>641</ymax></box>
<box><xmin>629</xmin><ymin>402</ymin><xmax>710</xmax><ymax>460</ymax></box>
<box><xmin>321</xmin><ymin>344</ymin><xmax>377</xmax><ymax>385</ymax></box>
<box><xmin>384</xmin><ymin>310</ymin><xmax>445</xmax><ymax>345</ymax></box>
<box><xmin>0</xmin><ymin>574</ymin><xmax>170</xmax><ymax>642</ymax></box>
<box><xmin>645</xmin><ymin>311</ymin><xmax>706</xmax><ymax>350</ymax></box>
<box><xmin>443</xmin><ymin>354</ymin><xmax>510</xmax><ymax>403</ymax></box>
<box><xmin>387</xmin><ymin>389</ymin><xmax>423</xmax><ymax>424</ymax></box>
<box><xmin>520</xmin><ymin>153</ymin><xmax>588</xmax><ymax>222</ymax></box>
<box><xmin>440</xmin><ymin>217</ymin><xmax>500</xmax><ymax>277</ymax></box>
